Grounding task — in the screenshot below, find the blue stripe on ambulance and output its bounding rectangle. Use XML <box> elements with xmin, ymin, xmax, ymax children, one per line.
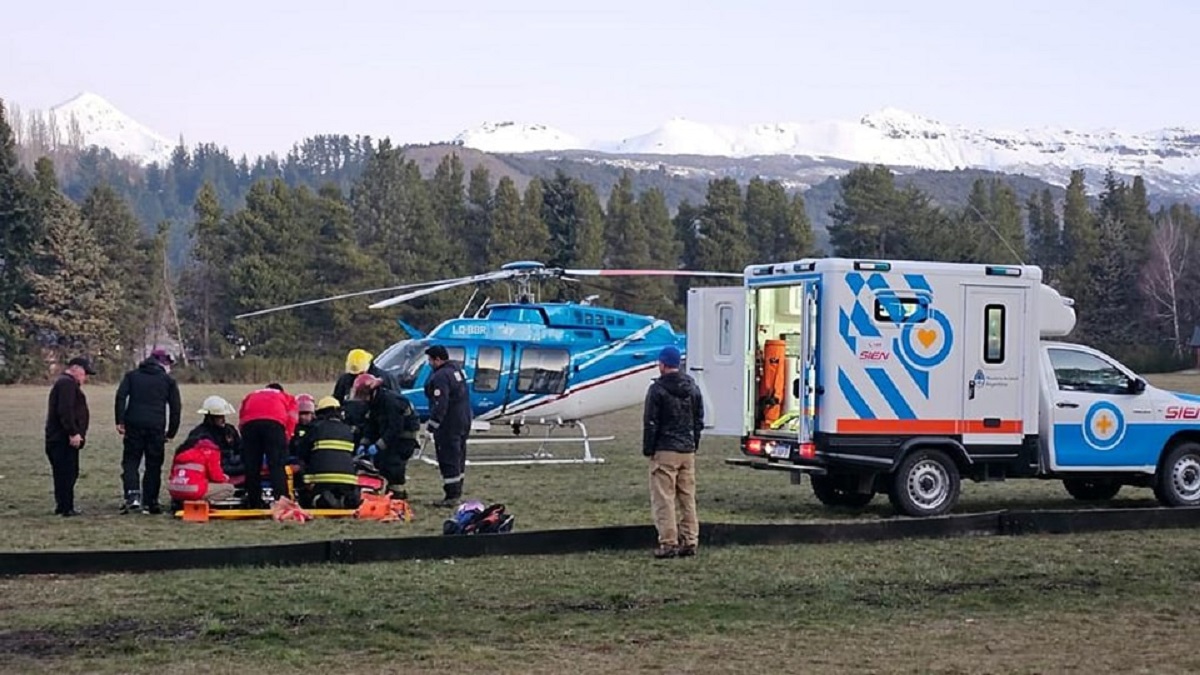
<box><xmin>838</xmin><ymin>367</ymin><xmax>876</xmax><ymax>419</ymax></box>
<box><xmin>866</xmin><ymin>367</ymin><xmax>917</xmax><ymax>419</ymax></box>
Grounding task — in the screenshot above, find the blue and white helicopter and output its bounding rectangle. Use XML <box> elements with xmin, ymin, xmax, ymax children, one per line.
<box><xmin>236</xmin><ymin>261</ymin><xmax>741</xmax><ymax>465</ymax></box>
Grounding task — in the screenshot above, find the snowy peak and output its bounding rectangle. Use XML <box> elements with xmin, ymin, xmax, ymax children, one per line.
<box><xmin>18</xmin><ymin>91</ymin><xmax>174</xmax><ymax>165</ymax></box>
<box><xmin>452</xmin><ymin>121</ymin><xmax>582</xmax><ymax>153</ymax></box>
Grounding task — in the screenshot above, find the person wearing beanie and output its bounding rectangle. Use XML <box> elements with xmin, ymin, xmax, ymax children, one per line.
<box><xmin>114</xmin><ymin>348</ymin><xmax>181</xmax><ymax>514</ymax></box>
<box><xmin>642</xmin><ymin>344</ymin><xmax>704</xmax><ymax>559</ymax></box>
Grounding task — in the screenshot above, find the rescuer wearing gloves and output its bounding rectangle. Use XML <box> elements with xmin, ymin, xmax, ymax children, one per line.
<box><xmin>291</xmin><ymin>397</ymin><xmax>361</xmax><ymax>509</ymax></box>
<box><xmin>354</xmin><ymin>373</ymin><xmax>421</xmax><ymax>500</ymax></box>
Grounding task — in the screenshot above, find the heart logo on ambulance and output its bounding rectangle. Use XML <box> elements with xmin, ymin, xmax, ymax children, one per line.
<box><xmin>915</xmin><ymin>328</ymin><xmax>938</xmax><ymax>349</ymax></box>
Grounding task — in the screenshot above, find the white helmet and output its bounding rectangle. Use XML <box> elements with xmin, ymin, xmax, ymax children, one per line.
<box><xmin>198</xmin><ymin>395</ymin><xmax>235</xmax><ymax>416</ymax></box>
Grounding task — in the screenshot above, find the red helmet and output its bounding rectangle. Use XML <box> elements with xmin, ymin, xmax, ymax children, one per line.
<box><xmin>296</xmin><ymin>393</ymin><xmax>316</xmax><ymax>413</ymax></box>
<box><xmin>353</xmin><ymin>373</ymin><xmax>381</xmax><ymax>397</ymax></box>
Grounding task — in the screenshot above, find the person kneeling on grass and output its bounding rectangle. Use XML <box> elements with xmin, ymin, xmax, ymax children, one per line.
<box><xmin>167</xmin><ymin>437</ymin><xmax>236</xmax><ymax>511</ymax></box>
<box><xmin>292</xmin><ymin>397</ymin><xmax>362</xmax><ymax>510</ymax></box>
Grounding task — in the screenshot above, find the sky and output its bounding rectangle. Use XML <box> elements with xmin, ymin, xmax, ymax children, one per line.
<box><xmin>1</xmin><ymin>0</ymin><xmax>1194</xmax><ymax>159</ymax></box>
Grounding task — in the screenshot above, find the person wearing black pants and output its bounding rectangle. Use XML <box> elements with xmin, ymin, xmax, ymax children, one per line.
<box><xmin>45</xmin><ymin>357</ymin><xmax>95</xmax><ymax>517</ymax></box>
<box><xmin>240</xmin><ymin>419</ymin><xmax>288</xmax><ymax>508</ymax></box>
<box><xmin>237</xmin><ymin>384</ymin><xmax>298</xmax><ymax>509</ymax></box>
<box><xmin>114</xmin><ymin>349</ymin><xmax>181</xmax><ymax>514</ymax></box>
<box><xmin>422</xmin><ymin>345</ymin><xmax>472</xmax><ymax>506</ymax></box>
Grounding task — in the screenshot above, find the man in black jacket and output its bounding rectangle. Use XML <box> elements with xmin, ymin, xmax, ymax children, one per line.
<box><xmin>642</xmin><ymin>345</ymin><xmax>704</xmax><ymax>559</ymax></box>
<box><xmin>114</xmin><ymin>348</ymin><xmax>182</xmax><ymax>514</ymax></box>
<box><xmin>179</xmin><ymin>395</ymin><xmax>244</xmax><ymax>479</ymax></box>
<box><xmin>423</xmin><ymin>345</ymin><xmax>472</xmax><ymax>507</ymax></box>
<box><xmin>355</xmin><ymin>374</ymin><xmax>421</xmax><ymax>501</ymax></box>
<box><xmin>45</xmin><ymin>356</ymin><xmax>95</xmax><ymax>517</ymax></box>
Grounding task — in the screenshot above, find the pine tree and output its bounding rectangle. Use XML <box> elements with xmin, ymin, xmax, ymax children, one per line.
<box><xmin>462</xmin><ymin>165</ymin><xmax>493</xmax><ymax>272</ymax></box>
<box><xmin>541</xmin><ymin>170</ymin><xmax>603</xmax><ymax>270</ymax></box>
<box><xmin>1079</xmin><ymin>215</ymin><xmax>1139</xmax><ymax>353</ymax></box>
<box><xmin>782</xmin><ymin>191</ymin><xmax>815</xmax><ymax>260</ymax></box>
<box><xmin>603</xmin><ymin>172</ymin><xmax>652</xmax><ymax>312</ymax></box>
<box><xmin>673</xmin><ymin>200</ymin><xmax>703</xmax><ymax>271</ymax></box>
<box><xmin>81</xmin><ymin>185</ymin><xmax>154</xmax><ymax>365</ymax></box>
<box><xmin>12</xmin><ymin>183</ymin><xmax>120</xmax><ymax>363</ymax></box>
<box><xmin>1059</xmin><ymin>170</ymin><xmax>1097</xmax><ymax>312</ymax></box>
<box><xmin>520</xmin><ymin>178</ymin><xmax>549</xmax><ymax>263</ymax></box>
<box><xmin>637</xmin><ymin>187</ymin><xmax>683</xmax><ymax>324</ymax></box>
<box><xmin>987</xmin><ymin>179</ymin><xmax>1025</xmax><ymax>263</ymax></box>
<box><xmin>1027</xmin><ymin>189</ymin><xmax>1061</xmax><ymax>278</ymax></box>
<box><xmin>488</xmin><ymin>176</ymin><xmax>535</xmax><ymax>269</ymax></box>
<box><xmin>187</xmin><ymin>181</ymin><xmax>229</xmax><ymax>359</ymax></box>
<box><xmin>693</xmin><ymin>178</ymin><xmax>752</xmax><ymax>273</ymax></box>
<box><xmin>430</xmin><ymin>154</ymin><xmax>467</xmax><ymax>275</ymax></box>
<box><xmin>744</xmin><ymin>177</ymin><xmax>779</xmax><ymax>263</ymax></box>
<box><xmin>0</xmin><ymin>99</ymin><xmax>39</xmax><ymax>378</ymax></box>
<box><xmin>828</xmin><ymin>165</ymin><xmax>903</xmax><ymax>257</ymax></box>
<box><xmin>1125</xmin><ymin>176</ymin><xmax>1154</xmax><ymax>258</ymax></box>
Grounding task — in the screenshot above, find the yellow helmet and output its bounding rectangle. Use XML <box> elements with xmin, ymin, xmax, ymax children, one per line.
<box><xmin>316</xmin><ymin>396</ymin><xmax>341</xmax><ymax>412</ymax></box>
<box><xmin>346</xmin><ymin>349</ymin><xmax>373</xmax><ymax>375</ymax></box>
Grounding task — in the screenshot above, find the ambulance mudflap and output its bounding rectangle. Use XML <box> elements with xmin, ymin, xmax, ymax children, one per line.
<box><xmin>689</xmin><ymin>257</ymin><xmax>1200</xmax><ymax>519</ymax></box>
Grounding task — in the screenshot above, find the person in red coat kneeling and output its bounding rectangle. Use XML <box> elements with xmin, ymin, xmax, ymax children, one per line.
<box><xmin>168</xmin><ymin>437</ymin><xmax>236</xmax><ymax>509</ymax></box>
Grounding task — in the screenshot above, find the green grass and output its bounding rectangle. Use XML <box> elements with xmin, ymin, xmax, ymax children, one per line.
<box><xmin>3</xmin><ymin>530</ymin><xmax>1200</xmax><ymax>673</ymax></box>
<box><xmin>3</xmin><ymin>373</ymin><xmax>1199</xmax><ymax>552</ymax></box>
<box><xmin>5</xmin><ymin>374</ymin><xmax>1200</xmax><ymax>673</ymax></box>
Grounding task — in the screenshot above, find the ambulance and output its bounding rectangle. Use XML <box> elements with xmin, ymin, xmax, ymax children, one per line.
<box><xmin>686</xmin><ymin>257</ymin><xmax>1200</xmax><ymax>517</ymax></box>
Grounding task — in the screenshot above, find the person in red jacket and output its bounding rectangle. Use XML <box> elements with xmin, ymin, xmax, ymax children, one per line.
<box><xmin>167</xmin><ymin>437</ymin><xmax>236</xmax><ymax>509</ymax></box>
<box><xmin>238</xmin><ymin>383</ymin><xmax>298</xmax><ymax>508</ymax></box>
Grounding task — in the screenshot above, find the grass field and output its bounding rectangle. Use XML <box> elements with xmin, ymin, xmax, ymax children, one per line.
<box><xmin>4</xmin><ymin>373</ymin><xmax>1200</xmax><ymax>673</ymax></box>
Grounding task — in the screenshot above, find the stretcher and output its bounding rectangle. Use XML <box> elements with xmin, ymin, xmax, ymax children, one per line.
<box><xmin>173</xmin><ymin>501</ymin><xmax>357</xmax><ymax>522</ymax></box>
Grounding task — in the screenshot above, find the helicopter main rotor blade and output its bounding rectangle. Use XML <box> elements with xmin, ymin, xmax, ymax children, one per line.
<box><xmin>562</xmin><ymin>268</ymin><xmax>744</xmax><ymax>278</ymax></box>
<box><xmin>234</xmin><ymin>279</ymin><xmax>453</xmax><ymax>319</ymax></box>
<box><xmin>369</xmin><ymin>269</ymin><xmax>517</xmax><ymax>310</ymax></box>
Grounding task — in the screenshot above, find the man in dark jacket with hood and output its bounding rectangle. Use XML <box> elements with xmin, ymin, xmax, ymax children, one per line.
<box><xmin>642</xmin><ymin>345</ymin><xmax>704</xmax><ymax>559</ymax></box>
<box><xmin>114</xmin><ymin>348</ymin><xmax>182</xmax><ymax>514</ymax></box>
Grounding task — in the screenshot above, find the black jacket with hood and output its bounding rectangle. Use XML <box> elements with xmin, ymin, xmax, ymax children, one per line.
<box><xmin>115</xmin><ymin>358</ymin><xmax>182</xmax><ymax>438</ymax></box>
<box><xmin>642</xmin><ymin>371</ymin><xmax>704</xmax><ymax>456</ymax></box>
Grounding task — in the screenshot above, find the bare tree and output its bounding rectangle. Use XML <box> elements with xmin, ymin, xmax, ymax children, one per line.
<box><xmin>1140</xmin><ymin>216</ymin><xmax>1192</xmax><ymax>355</ymax></box>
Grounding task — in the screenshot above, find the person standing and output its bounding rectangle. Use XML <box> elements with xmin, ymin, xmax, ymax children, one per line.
<box><xmin>45</xmin><ymin>356</ymin><xmax>95</xmax><ymax>517</ymax></box>
<box><xmin>238</xmin><ymin>383</ymin><xmax>298</xmax><ymax>508</ymax></box>
<box><xmin>114</xmin><ymin>348</ymin><xmax>182</xmax><ymax>514</ymax></box>
<box><xmin>642</xmin><ymin>345</ymin><xmax>704</xmax><ymax>559</ymax></box>
<box><xmin>423</xmin><ymin>345</ymin><xmax>472</xmax><ymax>507</ymax></box>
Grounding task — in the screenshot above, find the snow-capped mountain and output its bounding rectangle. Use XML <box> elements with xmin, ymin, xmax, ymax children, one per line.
<box><xmin>15</xmin><ymin>92</ymin><xmax>174</xmax><ymax>165</ymax></box>
<box><xmin>456</xmin><ymin>108</ymin><xmax>1200</xmax><ymax>195</ymax></box>
<box><xmin>452</xmin><ymin>121</ymin><xmax>582</xmax><ymax>153</ymax></box>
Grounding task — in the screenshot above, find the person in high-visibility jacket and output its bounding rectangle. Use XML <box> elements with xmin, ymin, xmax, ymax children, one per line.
<box><xmin>167</xmin><ymin>437</ymin><xmax>236</xmax><ymax>509</ymax></box>
<box><xmin>292</xmin><ymin>396</ymin><xmax>361</xmax><ymax>509</ymax></box>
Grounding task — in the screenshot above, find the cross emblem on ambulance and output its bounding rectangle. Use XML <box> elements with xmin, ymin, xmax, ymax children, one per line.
<box><xmin>1095</xmin><ymin>413</ymin><xmax>1114</xmax><ymax>436</ymax></box>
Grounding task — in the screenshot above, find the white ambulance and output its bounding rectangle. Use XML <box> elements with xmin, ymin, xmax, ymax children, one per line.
<box><xmin>687</xmin><ymin>257</ymin><xmax>1200</xmax><ymax>517</ymax></box>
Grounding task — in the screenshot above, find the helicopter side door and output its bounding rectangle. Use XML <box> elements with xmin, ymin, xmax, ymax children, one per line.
<box><xmin>469</xmin><ymin>343</ymin><xmax>512</xmax><ymax>418</ymax></box>
<box><xmin>503</xmin><ymin>345</ymin><xmax>572</xmax><ymax>417</ymax></box>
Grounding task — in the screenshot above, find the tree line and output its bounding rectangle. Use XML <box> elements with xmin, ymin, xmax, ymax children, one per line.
<box><xmin>2</xmin><ymin>97</ymin><xmax>1198</xmax><ymax>382</ymax></box>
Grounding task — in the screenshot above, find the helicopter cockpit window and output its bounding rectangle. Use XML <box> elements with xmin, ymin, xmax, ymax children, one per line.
<box><xmin>517</xmin><ymin>348</ymin><xmax>569</xmax><ymax>394</ymax></box>
<box><xmin>445</xmin><ymin>347</ymin><xmax>465</xmax><ymax>366</ymax></box>
<box><xmin>474</xmin><ymin>346</ymin><xmax>502</xmax><ymax>393</ymax></box>
<box><xmin>375</xmin><ymin>340</ymin><xmax>430</xmax><ymax>389</ymax></box>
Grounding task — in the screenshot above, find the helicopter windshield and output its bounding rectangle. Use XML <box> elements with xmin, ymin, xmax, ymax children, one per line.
<box><xmin>375</xmin><ymin>340</ymin><xmax>431</xmax><ymax>389</ymax></box>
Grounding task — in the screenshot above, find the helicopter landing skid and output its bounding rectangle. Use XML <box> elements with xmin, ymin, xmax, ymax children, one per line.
<box><xmin>414</xmin><ymin>420</ymin><xmax>612</xmax><ymax>466</ymax></box>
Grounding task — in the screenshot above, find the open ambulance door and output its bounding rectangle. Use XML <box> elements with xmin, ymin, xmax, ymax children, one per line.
<box><xmin>686</xmin><ymin>286</ymin><xmax>750</xmax><ymax>436</ymax></box>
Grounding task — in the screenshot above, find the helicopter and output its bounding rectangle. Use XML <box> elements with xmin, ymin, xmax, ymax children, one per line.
<box><xmin>235</xmin><ymin>261</ymin><xmax>741</xmax><ymax>465</ymax></box>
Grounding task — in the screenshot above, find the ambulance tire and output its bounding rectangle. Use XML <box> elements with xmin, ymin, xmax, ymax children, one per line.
<box><xmin>810</xmin><ymin>474</ymin><xmax>875</xmax><ymax>508</ymax></box>
<box><xmin>1062</xmin><ymin>477</ymin><xmax>1121</xmax><ymax>501</ymax></box>
<box><xmin>888</xmin><ymin>448</ymin><xmax>961</xmax><ymax>517</ymax></box>
<box><xmin>1154</xmin><ymin>442</ymin><xmax>1200</xmax><ymax>507</ymax></box>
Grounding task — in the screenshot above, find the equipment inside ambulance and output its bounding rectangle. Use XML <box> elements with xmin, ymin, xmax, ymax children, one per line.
<box><xmin>688</xmin><ymin>258</ymin><xmax>1200</xmax><ymax>518</ymax></box>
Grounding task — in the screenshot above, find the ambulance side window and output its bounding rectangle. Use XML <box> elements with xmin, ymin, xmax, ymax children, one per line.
<box><xmin>474</xmin><ymin>346</ymin><xmax>502</xmax><ymax>393</ymax></box>
<box><xmin>1047</xmin><ymin>348</ymin><xmax>1132</xmax><ymax>395</ymax></box>
<box><xmin>873</xmin><ymin>297</ymin><xmax>927</xmax><ymax>324</ymax></box>
<box><xmin>984</xmin><ymin>305</ymin><xmax>1005</xmax><ymax>364</ymax></box>
<box><xmin>718</xmin><ymin>304</ymin><xmax>733</xmax><ymax>357</ymax></box>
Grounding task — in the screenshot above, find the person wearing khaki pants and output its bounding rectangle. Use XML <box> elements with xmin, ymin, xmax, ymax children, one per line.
<box><xmin>642</xmin><ymin>346</ymin><xmax>704</xmax><ymax>559</ymax></box>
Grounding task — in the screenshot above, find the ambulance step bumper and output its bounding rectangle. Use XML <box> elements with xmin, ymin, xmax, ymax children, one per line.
<box><xmin>725</xmin><ymin>457</ymin><xmax>827</xmax><ymax>475</ymax></box>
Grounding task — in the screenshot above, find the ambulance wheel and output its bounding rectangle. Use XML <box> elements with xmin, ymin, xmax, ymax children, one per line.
<box><xmin>810</xmin><ymin>474</ymin><xmax>875</xmax><ymax>508</ymax></box>
<box><xmin>1154</xmin><ymin>442</ymin><xmax>1200</xmax><ymax>507</ymax></box>
<box><xmin>888</xmin><ymin>448</ymin><xmax>960</xmax><ymax>517</ymax></box>
<box><xmin>1062</xmin><ymin>477</ymin><xmax>1121</xmax><ymax>501</ymax></box>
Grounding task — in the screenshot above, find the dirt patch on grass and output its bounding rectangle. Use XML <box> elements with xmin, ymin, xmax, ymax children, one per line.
<box><xmin>0</xmin><ymin>618</ymin><xmax>200</xmax><ymax>658</ymax></box>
